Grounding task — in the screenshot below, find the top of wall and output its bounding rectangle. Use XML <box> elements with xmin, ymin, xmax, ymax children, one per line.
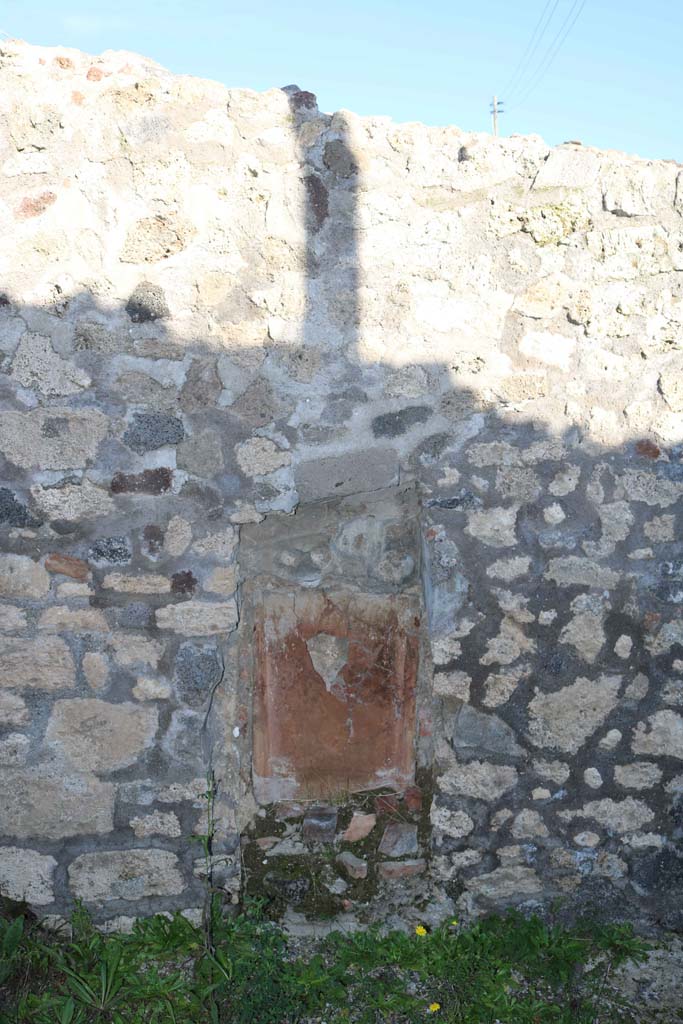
<box><xmin>1</xmin><ymin>36</ymin><xmax>682</xmax><ymax>509</ymax></box>
<box><xmin>2</xmin><ymin>37</ymin><xmax>680</xmax><ymax>168</ymax></box>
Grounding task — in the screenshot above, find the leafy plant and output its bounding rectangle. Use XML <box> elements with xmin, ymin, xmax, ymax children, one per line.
<box><xmin>0</xmin><ymin>915</ymin><xmax>24</xmax><ymax>987</ymax></box>
<box><xmin>0</xmin><ymin>900</ymin><xmax>657</xmax><ymax>1024</ymax></box>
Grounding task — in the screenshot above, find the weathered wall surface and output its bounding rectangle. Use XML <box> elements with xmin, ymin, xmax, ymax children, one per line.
<box><xmin>0</xmin><ymin>39</ymin><xmax>682</xmax><ymax>933</ymax></box>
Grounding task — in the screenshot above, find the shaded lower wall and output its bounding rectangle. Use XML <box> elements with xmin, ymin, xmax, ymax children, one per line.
<box><xmin>0</xmin><ymin>39</ymin><xmax>682</xmax><ymax>935</ymax></box>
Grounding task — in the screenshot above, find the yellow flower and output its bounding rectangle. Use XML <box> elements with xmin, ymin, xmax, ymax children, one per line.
<box><xmin>415</xmin><ymin>924</ymin><xmax>427</xmax><ymax>936</ymax></box>
<box><xmin>428</xmin><ymin>1002</ymin><xmax>441</xmax><ymax>1013</ymax></box>
<box><xmin>450</xmin><ymin>919</ymin><xmax>459</xmax><ymax>926</ymax></box>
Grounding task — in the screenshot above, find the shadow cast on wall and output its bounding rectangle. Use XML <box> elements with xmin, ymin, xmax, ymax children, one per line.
<box><xmin>0</xmin><ymin>52</ymin><xmax>682</xmax><ymax>932</ymax></box>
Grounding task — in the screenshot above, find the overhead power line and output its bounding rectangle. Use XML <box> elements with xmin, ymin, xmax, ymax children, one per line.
<box><xmin>507</xmin><ymin>0</ymin><xmax>587</xmax><ymax>109</ymax></box>
<box><xmin>501</xmin><ymin>0</ymin><xmax>562</xmax><ymax>103</ymax></box>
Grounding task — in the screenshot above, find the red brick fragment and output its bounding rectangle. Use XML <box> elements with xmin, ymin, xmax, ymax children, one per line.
<box><xmin>403</xmin><ymin>785</ymin><xmax>423</xmax><ymax>813</ymax></box>
<box><xmin>86</xmin><ymin>66</ymin><xmax>106</xmax><ymax>81</ymax></box>
<box><xmin>274</xmin><ymin>801</ymin><xmax>305</xmax><ymax>821</ymax></box>
<box><xmin>256</xmin><ymin>837</ymin><xmax>279</xmax><ymax>851</ymax></box>
<box><xmin>45</xmin><ymin>553</ymin><xmax>89</xmax><ymax>580</ymax></box>
<box><xmin>16</xmin><ymin>192</ymin><xmax>57</xmax><ymax>219</ymax></box>
<box><xmin>635</xmin><ymin>439</ymin><xmax>661</xmax><ymax>460</ymax></box>
<box><xmin>378</xmin><ymin>859</ymin><xmax>426</xmax><ymax>880</ymax></box>
<box><xmin>375</xmin><ymin>794</ymin><xmax>400</xmax><ymax>815</ymax></box>
<box><xmin>342</xmin><ymin>812</ymin><xmax>376</xmax><ymax>842</ymax></box>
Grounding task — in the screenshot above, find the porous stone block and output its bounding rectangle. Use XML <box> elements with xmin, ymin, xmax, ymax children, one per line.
<box><xmin>527</xmin><ymin>676</ymin><xmax>621</xmax><ymax>755</ymax></box>
<box><xmin>0</xmin><ymin>692</ymin><xmax>29</xmax><ymax>727</ymax></box>
<box><xmin>82</xmin><ymin>652</ymin><xmax>109</xmax><ymax>692</ymax></box>
<box><xmin>0</xmin><ymin>767</ymin><xmax>115</xmax><ymax>839</ymax></box>
<box><xmin>125</xmin><ymin>281</ymin><xmax>169</xmax><ymax>322</ymax></box>
<box><xmin>88</xmin><ymin>537</ymin><xmax>132</xmax><ymax>564</ymax></box>
<box><xmin>465</xmin><ymin>866</ymin><xmax>543</xmax><ymax>902</ymax></box>
<box><xmin>69</xmin><ymin>850</ymin><xmax>185</xmax><ymax>901</ymax></box>
<box><xmin>294</xmin><ymin>448</ymin><xmax>398</xmax><ymax>502</ymax></box>
<box><xmin>430</xmin><ymin>804</ymin><xmax>474</xmax><ymax>839</ymax></box>
<box><xmin>632</xmin><ymin>711</ymin><xmax>683</xmax><ymax>759</ymax></box>
<box><xmin>0</xmin><ymin>637</ymin><xmax>75</xmax><ymax>692</ymax></box>
<box><xmin>102</xmin><ymin>573</ymin><xmax>170</xmax><ymax>593</ymax></box>
<box><xmin>45</xmin><ymin>699</ymin><xmax>158</xmax><ymax>772</ymax></box>
<box><xmin>235</xmin><ymin>437</ymin><xmax>291</xmax><ymax>476</ymax></box>
<box><xmin>156</xmin><ymin>600</ymin><xmax>238</xmax><ymax>635</ymax></box>
<box><xmin>0</xmin><ymin>409</ymin><xmax>107</xmax><ymax>470</ymax></box>
<box><xmin>38</xmin><ymin>607</ymin><xmax>109</xmax><ymax>632</ymax></box>
<box><xmin>0</xmin><ymin>554</ymin><xmax>50</xmax><ymax>599</ymax></box>
<box><xmin>129</xmin><ymin>811</ymin><xmax>182</xmax><ymax>838</ymax></box>
<box><xmin>123</xmin><ymin>413</ymin><xmax>184</xmax><ymax>454</ymax></box>
<box><xmin>173</xmin><ymin>642</ymin><xmax>224</xmax><ymax>707</ymax></box>
<box><xmin>31</xmin><ymin>481</ymin><xmax>114</xmax><ymax>521</ymax></box>
<box><xmin>11</xmin><ymin>333</ymin><xmax>90</xmax><ymax>395</ymax></box>
<box><xmin>0</xmin><ymin>734</ymin><xmax>30</xmax><ymax>766</ymax></box>
<box><xmin>0</xmin><ymin>846</ymin><xmax>57</xmax><ymax>905</ymax></box>
<box><xmin>438</xmin><ymin>760</ymin><xmax>518</xmax><ymax>801</ymax></box>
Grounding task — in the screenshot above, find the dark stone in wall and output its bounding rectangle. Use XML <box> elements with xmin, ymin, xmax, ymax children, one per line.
<box><xmin>180</xmin><ymin>358</ymin><xmax>222</xmax><ymax>411</ymax></box>
<box><xmin>125</xmin><ymin>281</ymin><xmax>169</xmax><ymax>322</ymax></box>
<box><xmin>142</xmin><ymin>524</ymin><xmax>164</xmax><ymax>556</ymax></box>
<box><xmin>372</xmin><ymin>405</ymin><xmax>432</xmax><ymax>439</ymax></box>
<box><xmin>110</xmin><ymin>468</ymin><xmax>173</xmax><ymax>494</ymax></box>
<box><xmin>88</xmin><ymin>536</ymin><xmax>132</xmax><ymax>564</ymax></box>
<box><xmin>445</xmin><ymin>704</ymin><xmax>524</xmax><ymax>761</ymax></box>
<box><xmin>323</xmin><ymin>139</ymin><xmax>358</xmax><ymax>178</ymax></box>
<box><xmin>427</xmin><ymin>491</ymin><xmax>482</xmax><ymax>511</ymax></box>
<box><xmin>302</xmin><ymin>805</ymin><xmax>338</xmax><ymax>843</ymax></box>
<box><xmin>123</xmin><ymin>413</ymin><xmax>184</xmax><ymax>454</ymax></box>
<box><xmin>0</xmin><ymin>487</ymin><xmax>41</xmax><ymax>527</ymax></box>
<box><xmin>282</xmin><ymin>85</ymin><xmax>317</xmax><ymax>112</ymax></box>
<box><xmin>304</xmin><ymin>174</ymin><xmax>328</xmax><ymax>230</ymax></box>
<box><xmin>264</xmin><ymin>874</ymin><xmax>310</xmax><ymax>904</ymax></box>
<box><xmin>171</xmin><ymin>570</ymin><xmax>197</xmax><ymax>594</ymax></box>
<box><xmin>173</xmin><ymin>642</ymin><xmax>224</xmax><ymax>708</ymax></box>
<box><xmin>117</xmin><ymin>601</ymin><xmax>154</xmax><ymax>628</ymax></box>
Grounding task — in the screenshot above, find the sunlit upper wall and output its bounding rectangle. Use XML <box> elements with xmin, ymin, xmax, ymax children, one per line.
<box><xmin>1</xmin><ymin>37</ymin><xmax>681</xmax><ymax>457</ymax></box>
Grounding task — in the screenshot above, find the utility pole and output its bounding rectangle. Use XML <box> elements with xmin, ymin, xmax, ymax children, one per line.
<box><xmin>490</xmin><ymin>95</ymin><xmax>504</xmax><ymax>136</ymax></box>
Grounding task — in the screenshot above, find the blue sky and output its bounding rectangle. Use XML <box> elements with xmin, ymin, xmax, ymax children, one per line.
<box><xmin>2</xmin><ymin>0</ymin><xmax>681</xmax><ymax>160</ymax></box>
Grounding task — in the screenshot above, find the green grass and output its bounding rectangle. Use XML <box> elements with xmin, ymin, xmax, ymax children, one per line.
<box><xmin>0</xmin><ymin>900</ymin><xmax>659</xmax><ymax>1024</ymax></box>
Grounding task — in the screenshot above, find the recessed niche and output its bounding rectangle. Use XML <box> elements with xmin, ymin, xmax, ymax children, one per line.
<box><xmin>252</xmin><ymin>589</ymin><xmax>419</xmax><ymax>802</ymax></box>
<box><xmin>240</xmin><ymin>485</ymin><xmax>422</xmax><ymax>803</ymax></box>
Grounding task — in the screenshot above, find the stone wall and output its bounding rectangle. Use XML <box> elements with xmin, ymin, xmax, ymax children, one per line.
<box><xmin>0</xmin><ymin>38</ymin><xmax>682</xmax><ymax>933</ymax></box>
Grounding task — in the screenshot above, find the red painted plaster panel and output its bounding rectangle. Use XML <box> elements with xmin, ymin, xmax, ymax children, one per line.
<box><xmin>252</xmin><ymin>590</ymin><xmax>419</xmax><ymax>802</ymax></box>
